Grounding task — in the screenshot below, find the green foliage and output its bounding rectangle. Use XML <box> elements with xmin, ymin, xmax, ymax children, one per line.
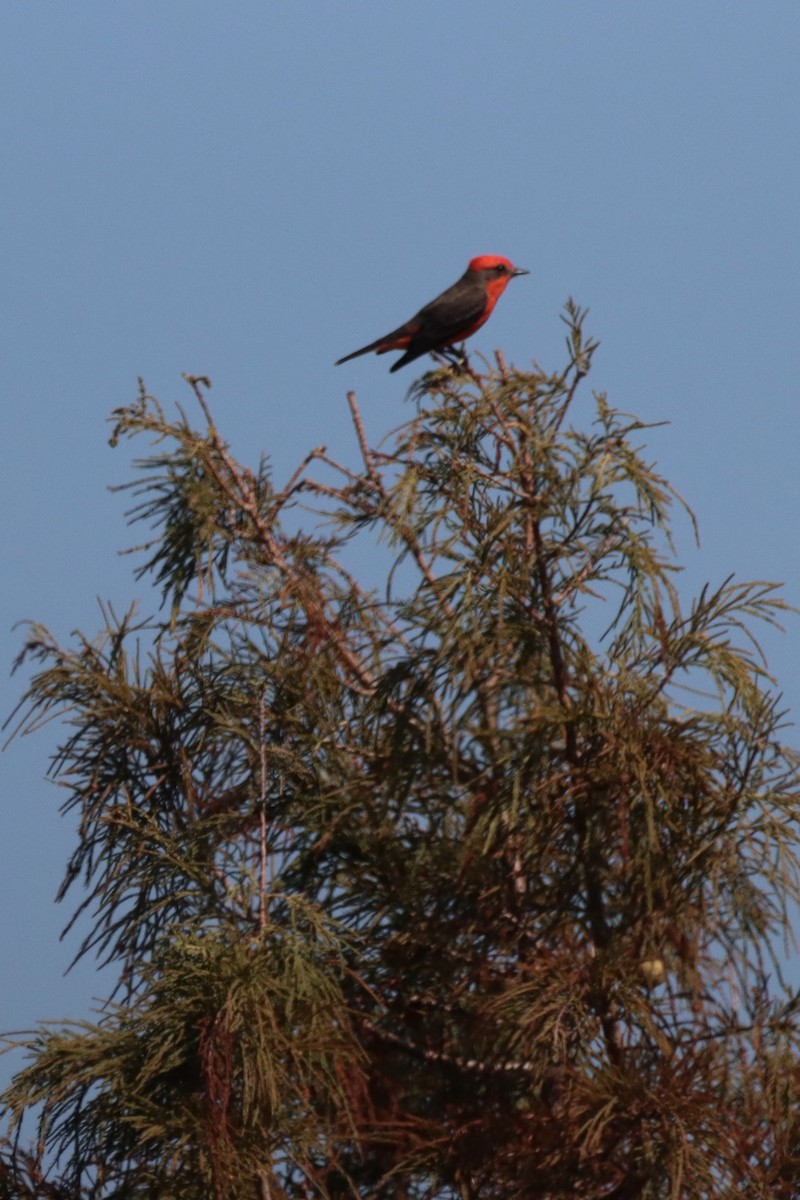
<box><xmin>3</xmin><ymin>310</ymin><xmax>800</xmax><ymax>1199</ymax></box>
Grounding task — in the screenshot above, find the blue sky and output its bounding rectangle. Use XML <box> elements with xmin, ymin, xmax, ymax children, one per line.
<box><xmin>2</xmin><ymin>3</ymin><xmax>800</xmax><ymax>1086</ymax></box>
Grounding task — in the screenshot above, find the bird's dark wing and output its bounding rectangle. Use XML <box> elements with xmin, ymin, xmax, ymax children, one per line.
<box><xmin>388</xmin><ymin>280</ymin><xmax>487</xmax><ymax>371</ymax></box>
<box><xmin>410</xmin><ymin>280</ymin><xmax>487</xmax><ymax>349</ymax></box>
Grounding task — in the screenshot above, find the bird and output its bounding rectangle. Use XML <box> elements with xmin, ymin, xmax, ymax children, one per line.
<box><xmin>335</xmin><ymin>254</ymin><xmax>529</xmax><ymax>373</ymax></box>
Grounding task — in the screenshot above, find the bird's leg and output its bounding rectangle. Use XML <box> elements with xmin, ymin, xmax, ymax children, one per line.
<box><xmin>432</xmin><ymin>344</ymin><xmax>470</xmax><ymax>371</ymax></box>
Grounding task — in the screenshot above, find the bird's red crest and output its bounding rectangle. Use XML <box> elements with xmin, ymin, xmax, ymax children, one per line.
<box><xmin>467</xmin><ymin>254</ymin><xmax>516</xmax><ymax>272</ymax></box>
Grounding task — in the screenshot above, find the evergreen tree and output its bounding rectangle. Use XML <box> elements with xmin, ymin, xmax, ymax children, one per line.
<box><xmin>3</xmin><ymin>307</ymin><xmax>800</xmax><ymax>1199</ymax></box>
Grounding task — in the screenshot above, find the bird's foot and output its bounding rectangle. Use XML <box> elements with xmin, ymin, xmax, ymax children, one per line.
<box><xmin>432</xmin><ymin>345</ymin><xmax>470</xmax><ymax>371</ymax></box>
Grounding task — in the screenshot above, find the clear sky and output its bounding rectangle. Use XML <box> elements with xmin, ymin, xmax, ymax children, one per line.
<box><xmin>2</xmin><ymin>3</ymin><xmax>800</xmax><ymax>1087</ymax></box>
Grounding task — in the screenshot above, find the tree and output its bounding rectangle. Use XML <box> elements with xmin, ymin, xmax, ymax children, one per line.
<box><xmin>3</xmin><ymin>306</ymin><xmax>800</xmax><ymax>1199</ymax></box>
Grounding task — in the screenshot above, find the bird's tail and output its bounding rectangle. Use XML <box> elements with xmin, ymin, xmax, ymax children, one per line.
<box><xmin>335</xmin><ymin>322</ymin><xmax>414</xmax><ymax>366</ymax></box>
<box><xmin>335</xmin><ymin>338</ymin><xmax>387</xmax><ymax>366</ymax></box>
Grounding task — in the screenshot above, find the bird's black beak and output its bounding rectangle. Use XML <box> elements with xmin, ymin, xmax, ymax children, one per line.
<box><xmin>512</xmin><ymin>267</ymin><xmax>530</xmax><ymax>277</ymax></box>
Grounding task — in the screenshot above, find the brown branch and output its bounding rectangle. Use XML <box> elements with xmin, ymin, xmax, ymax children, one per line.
<box><xmin>275</xmin><ymin>445</ymin><xmax>327</xmax><ymax>504</ymax></box>
<box><xmin>258</xmin><ymin>694</ymin><xmax>269</xmax><ymax>931</ymax></box>
<box><xmin>531</xmin><ymin>513</ymin><xmax>619</xmax><ymax>1064</ymax></box>
<box><xmin>183</xmin><ymin>375</ymin><xmax>381</xmax><ymax>697</ymax></box>
<box><xmin>347</xmin><ymin>391</ymin><xmax>381</xmax><ymax>486</ymax></box>
<box><xmin>359</xmin><ymin>1016</ymin><xmax>535</xmax><ymax>1077</ymax></box>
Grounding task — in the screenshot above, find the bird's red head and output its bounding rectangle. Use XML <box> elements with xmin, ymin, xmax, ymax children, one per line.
<box><xmin>467</xmin><ymin>254</ymin><xmax>529</xmax><ymax>278</ymax></box>
<box><xmin>468</xmin><ymin>255</ymin><xmax>513</xmax><ymax>272</ymax></box>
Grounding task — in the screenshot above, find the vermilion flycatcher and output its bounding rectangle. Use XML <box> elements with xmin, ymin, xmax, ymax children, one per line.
<box><xmin>336</xmin><ymin>255</ymin><xmax>529</xmax><ymax>372</ymax></box>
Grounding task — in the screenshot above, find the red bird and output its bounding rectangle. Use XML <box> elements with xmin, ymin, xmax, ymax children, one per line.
<box><xmin>335</xmin><ymin>254</ymin><xmax>529</xmax><ymax>373</ymax></box>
